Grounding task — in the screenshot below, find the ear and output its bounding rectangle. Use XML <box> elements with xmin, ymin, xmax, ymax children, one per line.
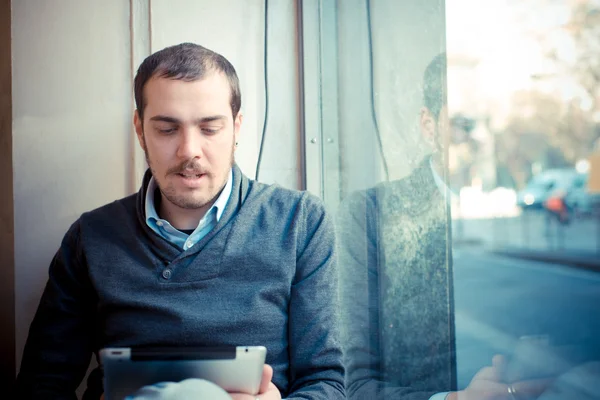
<box><xmin>134</xmin><ymin>110</ymin><xmax>146</xmax><ymax>151</ymax></box>
<box><xmin>420</xmin><ymin>107</ymin><xmax>436</xmax><ymax>147</ymax></box>
<box><xmin>233</xmin><ymin>111</ymin><xmax>243</xmax><ymax>147</ymax></box>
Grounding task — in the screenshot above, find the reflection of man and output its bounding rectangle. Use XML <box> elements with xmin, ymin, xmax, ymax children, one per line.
<box><xmin>16</xmin><ymin>43</ymin><xmax>344</xmax><ymax>400</ymax></box>
<box><xmin>337</xmin><ymin>53</ymin><xmax>456</xmax><ymax>400</ymax></box>
<box><xmin>337</xmin><ymin>54</ymin><xmax>548</xmax><ymax>400</ymax></box>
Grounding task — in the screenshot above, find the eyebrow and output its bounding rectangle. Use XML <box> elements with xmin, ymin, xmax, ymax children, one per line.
<box><xmin>149</xmin><ymin>115</ymin><xmax>228</xmax><ymax>124</ymax></box>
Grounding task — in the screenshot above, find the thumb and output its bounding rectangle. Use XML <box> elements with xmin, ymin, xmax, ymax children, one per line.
<box><xmin>259</xmin><ymin>364</ymin><xmax>273</xmax><ymax>394</ymax></box>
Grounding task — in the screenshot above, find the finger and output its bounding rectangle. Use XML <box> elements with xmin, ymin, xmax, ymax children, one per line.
<box><xmin>491</xmin><ymin>354</ymin><xmax>508</xmax><ymax>380</ymax></box>
<box><xmin>513</xmin><ymin>377</ymin><xmax>555</xmax><ymax>397</ymax></box>
<box><xmin>471</xmin><ymin>365</ymin><xmax>498</xmax><ymax>382</ymax></box>
<box><xmin>259</xmin><ymin>364</ymin><xmax>273</xmax><ymax>394</ymax></box>
<box><xmin>491</xmin><ymin>354</ymin><xmax>504</xmax><ymax>368</ymax></box>
<box><xmin>229</xmin><ymin>394</ymin><xmax>251</xmax><ymax>400</ymax></box>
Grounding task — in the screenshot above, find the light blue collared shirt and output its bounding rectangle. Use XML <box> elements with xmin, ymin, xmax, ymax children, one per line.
<box><xmin>430</xmin><ymin>156</ymin><xmax>456</xmax><ymax>199</ymax></box>
<box><xmin>145</xmin><ymin>170</ymin><xmax>233</xmax><ymax>251</ymax></box>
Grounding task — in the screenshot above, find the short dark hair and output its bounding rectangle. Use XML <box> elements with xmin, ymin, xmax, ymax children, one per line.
<box><xmin>422</xmin><ymin>53</ymin><xmax>447</xmax><ymax>120</ymax></box>
<box><xmin>134</xmin><ymin>42</ymin><xmax>241</xmax><ymax>121</ymax></box>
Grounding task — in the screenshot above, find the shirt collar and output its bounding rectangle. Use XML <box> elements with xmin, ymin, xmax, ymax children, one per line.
<box><xmin>214</xmin><ymin>169</ymin><xmax>233</xmax><ymax>221</ymax></box>
<box><xmin>429</xmin><ymin>156</ymin><xmax>456</xmax><ymax>198</ymax></box>
<box><xmin>145</xmin><ymin>169</ymin><xmax>233</xmax><ymax>226</ymax></box>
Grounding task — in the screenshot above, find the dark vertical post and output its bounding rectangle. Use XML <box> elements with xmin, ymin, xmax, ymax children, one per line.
<box><xmin>0</xmin><ymin>0</ymin><xmax>15</xmax><ymax>387</ymax></box>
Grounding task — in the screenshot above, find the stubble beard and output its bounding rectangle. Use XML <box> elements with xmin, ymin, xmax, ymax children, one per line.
<box><xmin>143</xmin><ymin>134</ymin><xmax>236</xmax><ymax>211</ymax></box>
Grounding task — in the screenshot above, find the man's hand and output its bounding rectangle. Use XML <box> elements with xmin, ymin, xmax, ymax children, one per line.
<box><xmin>447</xmin><ymin>355</ymin><xmax>554</xmax><ymax>400</ymax></box>
<box><xmin>230</xmin><ymin>364</ymin><xmax>281</xmax><ymax>400</ymax></box>
<box><xmin>100</xmin><ymin>365</ymin><xmax>280</xmax><ymax>400</ymax></box>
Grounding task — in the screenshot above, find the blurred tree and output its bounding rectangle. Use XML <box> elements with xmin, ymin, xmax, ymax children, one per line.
<box><xmin>540</xmin><ymin>0</ymin><xmax>600</xmax><ymax>150</ymax></box>
<box><xmin>495</xmin><ymin>90</ymin><xmax>574</xmax><ymax>188</ymax></box>
<box><xmin>559</xmin><ymin>0</ymin><xmax>600</xmax><ymax>114</ymax></box>
<box><xmin>496</xmin><ymin>0</ymin><xmax>600</xmax><ymax>187</ymax></box>
<box><xmin>495</xmin><ymin>0</ymin><xmax>600</xmax><ymax>190</ymax></box>
<box><xmin>446</xmin><ymin>0</ymin><xmax>600</xmax><ymax>189</ymax></box>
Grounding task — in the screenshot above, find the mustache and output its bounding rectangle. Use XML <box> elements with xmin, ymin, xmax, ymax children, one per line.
<box><xmin>166</xmin><ymin>160</ymin><xmax>208</xmax><ymax>175</ymax></box>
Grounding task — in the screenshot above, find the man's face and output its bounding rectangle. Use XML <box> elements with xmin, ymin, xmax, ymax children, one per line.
<box><xmin>134</xmin><ymin>72</ymin><xmax>242</xmax><ymax>211</ymax></box>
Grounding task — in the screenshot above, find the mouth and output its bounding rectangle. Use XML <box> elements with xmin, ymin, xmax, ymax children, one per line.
<box><xmin>177</xmin><ymin>172</ymin><xmax>204</xmax><ymax>179</ymax></box>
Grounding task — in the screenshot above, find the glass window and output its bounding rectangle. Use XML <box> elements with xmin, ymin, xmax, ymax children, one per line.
<box><xmin>304</xmin><ymin>0</ymin><xmax>600</xmax><ymax>399</ymax></box>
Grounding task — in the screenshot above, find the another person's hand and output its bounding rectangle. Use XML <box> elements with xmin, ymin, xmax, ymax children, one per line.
<box><xmin>230</xmin><ymin>364</ymin><xmax>281</xmax><ymax>400</ymax></box>
<box><xmin>448</xmin><ymin>355</ymin><xmax>553</xmax><ymax>400</ymax></box>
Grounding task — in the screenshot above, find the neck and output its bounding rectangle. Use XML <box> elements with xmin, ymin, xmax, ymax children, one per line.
<box><xmin>158</xmin><ymin>194</ymin><xmax>217</xmax><ymax>230</ymax></box>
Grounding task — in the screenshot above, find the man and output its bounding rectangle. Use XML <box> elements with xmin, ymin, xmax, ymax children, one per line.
<box><xmin>337</xmin><ymin>54</ymin><xmax>549</xmax><ymax>400</ymax></box>
<box><xmin>16</xmin><ymin>43</ymin><xmax>345</xmax><ymax>400</ymax></box>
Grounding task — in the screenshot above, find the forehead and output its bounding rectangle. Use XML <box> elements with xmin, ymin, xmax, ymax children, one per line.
<box><xmin>143</xmin><ymin>72</ymin><xmax>231</xmax><ymax>118</ymax></box>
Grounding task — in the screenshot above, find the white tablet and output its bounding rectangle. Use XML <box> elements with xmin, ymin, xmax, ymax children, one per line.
<box><xmin>100</xmin><ymin>346</ymin><xmax>266</xmax><ymax>400</ymax></box>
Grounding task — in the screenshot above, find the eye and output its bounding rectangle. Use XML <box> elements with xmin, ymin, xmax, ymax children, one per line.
<box><xmin>202</xmin><ymin>127</ymin><xmax>220</xmax><ymax>135</ymax></box>
<box><xmin>158</xmin><ymin>128</ymin><xmax>177</xmax><ymax>135</ymax></box>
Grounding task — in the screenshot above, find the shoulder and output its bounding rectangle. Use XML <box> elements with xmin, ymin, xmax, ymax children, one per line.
<box><xmin>335</xmin><ymin>174</ymin><xmax>424</xmax><ymax>232</ymax></box>
<box><xmin>77</xmin><ymin>193</ymin><xmax>138</xmax><ymax>230</ymax></box>
<box><xmin>339</xmin><ymin>186</ymin><xmax>378</xmax><ymax>215</ymax></box>
<box><xmin>247</xmin><ymin>180</ymin><xmax>328</xmax><ymax>217</ymax></box>
<box><xmin>245</xmin><ymin>181</ymin><xmax>334</xmax><ymax>246</ymax></box>
<box><xmin>54</xmin><ymin>193</ymin><xmax>138</xmax><ymax>254</ymax></box>
<box><xmin>337</xmin><ymin>175</ymin><xmax>418</xmax><ymax>212</ymax></box>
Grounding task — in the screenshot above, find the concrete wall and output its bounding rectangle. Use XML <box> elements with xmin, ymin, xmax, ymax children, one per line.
<box><xmin>12</xmin><ymin>0</ymin><xmax>133</xmax><ymax>372</ymax></box>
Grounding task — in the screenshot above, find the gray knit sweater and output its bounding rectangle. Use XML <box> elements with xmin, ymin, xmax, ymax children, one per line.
<box><xmin>16</xmin><ymin>165</ymin><xmax>345</xmax><ymax>400</ymax></box>
<box><xmin>337</xmin><ymin>159</ymin><xmax>455</xmax><ymax>400</ymax></box>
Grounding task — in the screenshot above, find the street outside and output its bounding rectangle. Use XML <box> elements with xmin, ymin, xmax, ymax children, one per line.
<box><xmin>453</xmin><ymin>215</ymin><xmax>600</xmax><ymax>398</ymax></box>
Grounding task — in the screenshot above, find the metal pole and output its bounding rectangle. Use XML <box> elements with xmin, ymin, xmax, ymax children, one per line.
<box><xmin>522</xmin><ymin>210</ymin><xmax>530</xmax><ymax>248</ymax></box>
<box><xmin>557</xmin><ymin>218</ymin><xmax>565</xmax><ymax>250</ymax></box>
<box><xmin>596</xmin><ymin>207</ymin><xmax>600</xmax><ymax>255</ymax></box>
<box><xmin>545</xmin><ymin>211</ymin><xmax>554</xmax><ymax>251</ymax></box>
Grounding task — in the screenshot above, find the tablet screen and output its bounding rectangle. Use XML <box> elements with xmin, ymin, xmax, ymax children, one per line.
<box><xmin>101</xmin><ymin>346</ymin><xmax>266</xmax><ymax>400</ymax></box>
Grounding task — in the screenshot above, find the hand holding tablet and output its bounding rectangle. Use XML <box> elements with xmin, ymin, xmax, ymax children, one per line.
<box><xmin>100</xmin><ymin>346</ymin><xmax>269</xmax><ymax>400</ymax></box>
<box><xmin>230</xmin><ymin>364</ymin><xmax>282</xmax><ymax>400</ymax></box>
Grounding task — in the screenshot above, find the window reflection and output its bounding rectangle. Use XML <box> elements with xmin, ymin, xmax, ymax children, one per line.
<box><xmin>330</xmin><ymin>0</ymin><xmax>600</xmax><ymax>399</ymax></box>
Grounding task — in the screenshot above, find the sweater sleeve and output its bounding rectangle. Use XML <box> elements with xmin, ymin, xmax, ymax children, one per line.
<box><xmin>285</xmin><ymin>195</ymin><xmax>346</xmax><ymax>400</ymax></box>
<box><xmin>16</xmin><ymin>220</ymin><xmax>99</xmax><ymax>400</ymax></box>
<box><xmin>336</xmin><ymin>190</ymin><xmax>439</xmax><ymax>400</ymax></box>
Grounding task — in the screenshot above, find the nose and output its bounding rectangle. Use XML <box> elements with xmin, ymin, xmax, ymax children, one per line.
<box><xmin>176</xmin><ymin>127</ymin><xmax>204</xmax><ymax>161</ymax></box>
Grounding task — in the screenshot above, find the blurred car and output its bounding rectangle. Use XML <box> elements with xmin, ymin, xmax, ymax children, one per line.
<box><xmin>516</xmin><ymin>168</ymin><xmax>580</xmax><ymax>210</ymax></box>
<box><xmin>563</xmin><ymin>173</ymin><xmax>600</xmax><ymax>217</ymax></box>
